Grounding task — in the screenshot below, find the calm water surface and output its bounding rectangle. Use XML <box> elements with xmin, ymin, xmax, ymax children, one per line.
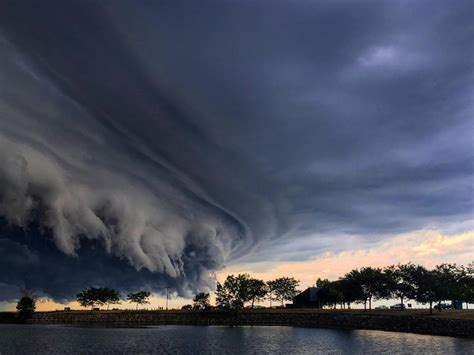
<box><xmin>0</xmin><ymin>324</ymin><xmax>473</xmax><ymax>354</ymax></box>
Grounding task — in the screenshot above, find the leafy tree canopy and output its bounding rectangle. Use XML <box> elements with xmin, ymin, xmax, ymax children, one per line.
<box><xmin>216</xmin><ymin>274</ymin><xmax>253</xmax><ymax>309</ymax></box>
<box><xmin>16</xmin><ymin>292</ymin><xmax>36</xmax><ymax>320</ymax></box>
<box><xmin>77</xmin><ymin>287</ymin><xmax>121</xmax><ymax>310</ymax></box>
<box><xmin>193</xmin><ymin>292</ymin><xmax>210</xmax><ymax>310</ymax></box>
<box><xmin>127</xmin><ymin>291</ymin><xmax>151</xmax><ymax>309</ymax></box>
<box><xmin>267</xmin><ymin>277</ymin><xmax>299</xmax><ymax>306</ymax></box>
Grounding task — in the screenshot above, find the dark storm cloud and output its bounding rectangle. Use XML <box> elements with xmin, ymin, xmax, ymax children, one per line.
<box><xmin>0</xmin><ymin>220</ymin><xmax>219</xmax><ymax>301</ymax></box>
<box><xmin>0</xmin><ymin>0</ymin><xmax>472</xmax><ymax>300</ymax></box>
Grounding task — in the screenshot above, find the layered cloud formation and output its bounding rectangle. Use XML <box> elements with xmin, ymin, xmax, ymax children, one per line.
<box><xmin>220</xmin><ymin>230</ymin><xmax>474</xmax><ymax>290</ymax></box>
<box><xmin>0</xmin><ymin>0</ymin><xmax>472</xmax><ymax>300</ymax></box>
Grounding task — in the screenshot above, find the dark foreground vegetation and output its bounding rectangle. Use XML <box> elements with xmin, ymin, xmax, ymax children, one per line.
<box><xmin>67</xmin><ymin>262</ymin><xmax>474</xmax><ymax>316</ymax></box>
<box><xmin>8</xmin><ymin>261</ymin><xmax>474</xmax><ymax>327</ymax></box>
<box><xmin>313</xmin><ymin>263</ymin><xmax>474</xmax><ymax>314</ymax></box>
<box><xmin>215</xmin><ymin>262</ymin><xmax>473</xmax><ymax>314</ymax></box>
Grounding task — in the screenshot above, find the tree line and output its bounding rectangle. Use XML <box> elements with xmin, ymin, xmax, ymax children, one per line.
<box><xmin>15</xmin><ymin>261</ymin><xmax>473</xmax><ymax>316</ymax></box>
<box><xmin>315</xmin><ymin>262</ymin><xmax>474</xmax><ymax>314</ymax></box>
<box><xmin>72</xmin><ymin>275</ymin><xmax>302</xmax><ymax>312</ymax></box>
<box><xmin>183</xmin><ymin>275</ymin><xmax>300</xmax><ymax>310</ymax></box>
<box><xmin>76</xmin><ymin>287</ymin><xmax>151</xmax><ymax>310</ymax></box>
<box><xmin>187</xmin><ymin>262</ymin><xmax>473</xmax><ymax>314</ymax></box>
<box><xmin>216</xmin><ymin>275</ymin><xmax>300</xmax><ymax>309</ymax></box>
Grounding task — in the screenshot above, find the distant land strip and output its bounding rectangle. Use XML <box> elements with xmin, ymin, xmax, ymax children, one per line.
<box><xmin>1</xmin><ymin>309</ymin><xmax>473</xmax><ymax>338</ymax></box>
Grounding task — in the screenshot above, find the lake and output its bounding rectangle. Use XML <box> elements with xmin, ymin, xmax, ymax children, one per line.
<box><xmin>0</xmin><ymin>324</ymin><xmax>473</xmax><ymax>354</ymax></box>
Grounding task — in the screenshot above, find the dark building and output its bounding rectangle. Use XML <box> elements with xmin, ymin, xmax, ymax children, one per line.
<box><xmin>292</xmin><ymin>287</ymin><xmax>322</xmax><ymax>308</ymax></box>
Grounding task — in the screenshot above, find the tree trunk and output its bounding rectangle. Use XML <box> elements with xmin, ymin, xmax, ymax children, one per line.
<box><xmin>429</xmin><ymin>301</ymin><xmax>433</xmax><ymax>315</ymax></box>
<box><xmin>251</xmin><ymin>299</ymin><xmax>255</xmax><ymax>309</ymax></box>
<box><xmin>400</xmin><ymin>295</ymin><xmax>404</xmax><ymax>309</ymax></box>
<box><xmin>369</xmin><ymin>296</ymin><xmax>372</xmax><ymax>310</ymax></box>
<box><xmin>364</xmin><ymin>300</ymin><xmax>367</xmax><ymax>311</ymax></box>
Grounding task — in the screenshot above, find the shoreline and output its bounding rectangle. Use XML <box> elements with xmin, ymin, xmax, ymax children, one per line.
<box><xmin>2</xmin><ymin>309</ymin><xmax>473</xmax><ymax>338</ymax></box>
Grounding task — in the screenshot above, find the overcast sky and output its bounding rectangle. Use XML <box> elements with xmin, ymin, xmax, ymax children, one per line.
<box><xmin>0</xmin><ymin>0</ymin><xmax>472</xmax><ymax>303</ymax></box>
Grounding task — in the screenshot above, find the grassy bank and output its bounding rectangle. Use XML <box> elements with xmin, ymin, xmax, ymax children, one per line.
<box><xmin>23</xmin><ymin>308</ymin><xmax>474</xmax><ymax>320</ymax></box>
<box><xmin>1</xmin><ymin>308</ymin><xmax>471</xmax><ymax>338</ymax></box>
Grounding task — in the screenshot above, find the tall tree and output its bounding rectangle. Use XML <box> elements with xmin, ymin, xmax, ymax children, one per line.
<box><xmin>315</xmin><ymin>278</ymin><xmax>336</xmax><ymax>308</ymax></box>
<box><xmin>409</xmin><ymin>265</ymin><xmax>440</xmax><ymax>315</ymax></box>
<box><xmin>267</xmin><ymin>277</ymin><xmax>299</xmax><ymax>306</ymax></box>
<box><xmin>99</xmin><ymin>288</ymin><xmax>121</xmax><ymax>310</ymax></box>
<box><xmin>16</xmin><ymin>290</ymin><xmax>36</xmax><ymax>320</ymax></box>
<box><xmin>193</xmin><ymin>292</ymin><xmax>210</xmax><ymax>310</ymax></box>
<box><xmin>384</xmin><ymin>264</ymin><xmax>417</xmax><ymax>309</ymax></box>
<box><xmin>77</xmin><ymin>287</ymin><xmax>121</xmax><ymax>310</ymax></box>
<box><xmin>215</xmin><ymin>274</ymin><xmax>252</xmax><ymax>309</ymax></box>
<box><xmin>247</xmin><ymin>278</ymin><xmax>268</xmax><ymax>308</ymax></box>
<box><xmin>316</xmin><ymin>278</ymin><xmax>357</xmax><ymax>309</ymax></box>
<box><xmin>344</xmin><ymin>267</ymin><xmax>387</xmax><ymax>310</ymax></box>
<box><xmin>127</xmin><ymin>291</ymin><xmax>151</xmax><ymax>310</ymax></box>
<box><xmin>338</xmin><ymin>276</ymin><xmax>365</xmax><ymax>309</ymax></box>
<box><xmin>215</xmin><ymin>282</ymin><xmax>231</xmax><ymax>309</ymax></box>
<box><xmin>77</xmin><ymin>287</ymin><xmax>105</xmax><ymax>310</ymax></box>
<box><xmin>437</xmin><ymin>264</ymin><xmax>461</xmax><ymax>302</ymax></box>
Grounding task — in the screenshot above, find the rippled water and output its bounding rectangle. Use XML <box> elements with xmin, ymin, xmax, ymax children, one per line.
<box><xmin>0</xmin><ymin>324</ymin><xmax>473</xmax><ymax>354</ymax></box>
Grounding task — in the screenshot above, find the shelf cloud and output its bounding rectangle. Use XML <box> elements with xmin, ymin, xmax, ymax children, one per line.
<box><xmin>0</xmin><ymin>0</ymin><xmax>472</xmax><ymax>301</ymax></box>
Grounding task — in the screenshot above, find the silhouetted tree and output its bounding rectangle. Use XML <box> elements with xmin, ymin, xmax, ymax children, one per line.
<box><xmin>76</xmin><ymin>287</ymin><xmax>120</xmax><ymax>310</ymax></box>
<box><xmin>344</xmin><ymin>267</ymin><xmax>387</xmax><ymax>310</ymax></box>
<box><xmin>384</xmin><ymin>264</ymin><xmax>417</xmax><ymax>309</ymax></box>
<box><xmin>433</xmin><ymin>264</ymin><xmax>465</xmax><ymax>311</ymax></box>
<box><xmin>127</xmin><ymin>291</ymin><xmax>151</xmax><ymax>310</ymax></box>
<box><xmin>215</xmin><ymin>274</ymin><xmax>252</xmax><ymax>309</ymax></box>
<box><xmin>338</xmin><ymin>276</ymin><xmax>365</xmax><ymax>308</ymax></box>
<box><xmin>409</xmin><ymin>265</ymin><xmax>440</xmax><ymax>315</ymax></box>
<box><xmin>215</xmin><ymin>282</ymin><xmax>230</xmax><ymax>309</ymax></box>
<box><xmin>315</xmin><ymin>278</ymin><xmax>335</xmax><ymax>308</ymax></box>
<box><xmin>332</xmin><ymin>280</ymin><xmax>350</xmax><ymax>309</ymax></box>
<box><xmin>247</xmin><ymin>278</ymin><xmax>268</xmax><ymax>308</ymax></box>
<box><xmin>99</xmin><ymin>288</ymin><xmax>121</xmax><ymax>310</ymax></box>
<box><xmin>16</xmin><ymin>290</ymin><xmax>36</xmax><ymax>320</ymax></box>
<box><xmin>267</xmin><ymin>277</ymin><xmax>299</xmax><ymax>306</ymax></box>
<box><xmin>316</xmin><ymin>278</ymin><xmax>357</xmax><ymax>309</ymax></box>
<box><xmin>193</xmin><ymin>292</ymin><xmax>210</xmax><ymax>310</ymax></box>
<box><xmin>77</xmin><ymin>287</ymin><xmax>105</xmax><ymax>310</ymax></box>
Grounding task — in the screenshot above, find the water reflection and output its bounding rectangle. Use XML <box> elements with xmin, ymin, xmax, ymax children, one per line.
<box><xmin>0</xmin><ymin>324</ymin><xmax>472</xmax><ymax>354</ymax></box>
